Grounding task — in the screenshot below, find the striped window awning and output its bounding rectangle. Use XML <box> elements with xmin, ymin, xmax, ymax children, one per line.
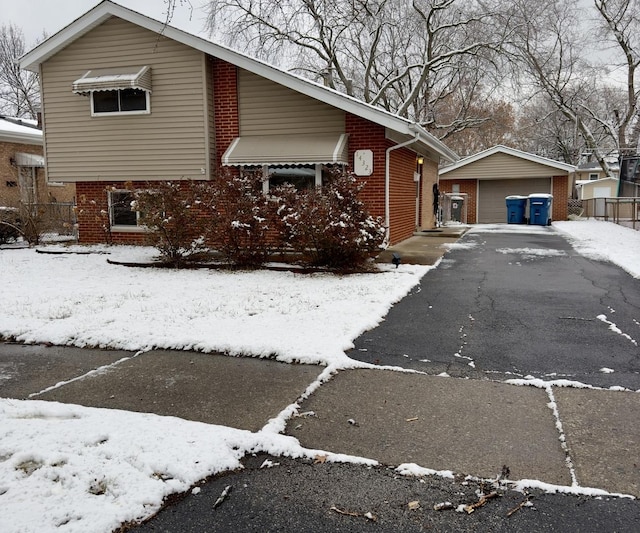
<box><xmin>72</xmin><ymin>66</ymin><xmax>152</xmax><ymax>93</ymax></box>
<box><xmin>222</xmin><ymin>133</ymin><xmax>349</xmax><ymax>166</ymax></box>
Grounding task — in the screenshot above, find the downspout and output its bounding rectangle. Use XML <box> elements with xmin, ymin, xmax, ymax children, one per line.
<box><xmin>385</xmin><ymin>128</ymin><xmax>420</xmax><ymax>244</ymax></box>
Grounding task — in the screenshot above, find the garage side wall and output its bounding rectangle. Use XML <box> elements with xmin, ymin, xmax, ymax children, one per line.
<box><xmin>552</xmin><ymin>176</ymin><xmax>568</xmax><ymax>221</ymax></box>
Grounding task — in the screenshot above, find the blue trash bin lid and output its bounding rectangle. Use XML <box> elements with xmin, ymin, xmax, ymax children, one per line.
<box><xmin>505</xmin><ymin>195</ymin><xmax>528</xmax><ymax>199</ymax></box>
<box><xmin>528</xmin><ymin>193</ymin><xmax>553</xmax><ymax>199</ymax></box>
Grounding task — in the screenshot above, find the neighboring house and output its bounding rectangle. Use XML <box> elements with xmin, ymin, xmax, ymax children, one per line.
<box><xmin>574</xmin><ymin>161</ymin><xmax>620</xmax><ymax>202</ymax></box>
<box><xmin>574</xmin><ymin>161</ymin><xmax>619</xmax><ymax>184</ymax></box>
<box><xmin>0</xmin><ymin>115</ymin><xmax>75</xmax><ymax>209</ymax></box>
<box><xmin>19</xmin><ymin>1</ymin><xmax>458</xmax><ymax>246</ymax></box>
<box><xmin>438</xmin><ymin>145</ymin><xmax>575</xmax><ymax>224</ymax></box>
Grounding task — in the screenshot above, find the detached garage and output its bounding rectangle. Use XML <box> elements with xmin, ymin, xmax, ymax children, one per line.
<box><xmin>439</xmin><ymin>145</ymin><xmax>575</xmax><ymax>224</ymax></box>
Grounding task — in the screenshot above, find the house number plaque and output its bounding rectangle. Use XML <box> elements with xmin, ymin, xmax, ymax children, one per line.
<box><xmin>354</xmin><ymin>149</ymin><xmax>373</xmax><ymax>176</ymax></box>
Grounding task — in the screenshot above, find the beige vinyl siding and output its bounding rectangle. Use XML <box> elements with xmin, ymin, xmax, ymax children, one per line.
<box><xmin>443</xmin><ymin>152</ymin><xmax>566</xmax><ymax>180</ymax></box>
<box><xmin>41</xmin><ymin>17</ymin><xmax>208</xmax><ymax>182</ymax></box>
<box><xmin>238</xmin><ymin>69</ymin><xmax>345</xmax><ymax>135</ymax></box>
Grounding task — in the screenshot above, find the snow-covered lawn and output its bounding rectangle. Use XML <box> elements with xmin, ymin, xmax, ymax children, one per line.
<box><xmin>0</xmin><ymin>247</ymin><xmax>430</xmax><ymax>366</ymax></box>
<box><xmin>0</xmin><ymin>219</ymin><xmax>638</xmax><ymax>532</ymax></box>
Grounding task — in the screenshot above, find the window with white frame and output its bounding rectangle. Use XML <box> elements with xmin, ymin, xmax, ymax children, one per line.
<box><xmin>108</xmin><ymin>190</ymin><xmax>140</xmax><ymax>229</ymax></box>
<box><xmin>589</xmin><ymin>173</ymin><xmax>599</xmax><ymax>180</ymax></box>
<box><xmin>91</xmin><ymin>88</ymin><xmax>150</xmax><ymax>116</ymax></box>
<box><xmin>73</xmin><ymin>66</ymin><xmax>152</xmax><ymax>117</ymax></box>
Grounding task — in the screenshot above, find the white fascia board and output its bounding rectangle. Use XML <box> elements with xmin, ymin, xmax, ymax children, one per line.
<box><xmin>440</xmin><ymin>145</ymin><xmax>575</xmax><ymax>175</ymax></box>
<box><xmin>19</xmin><ymin>1</ymin><xmax>458</xmax><ymax>163</ymax></box>
<box><xmin>19</xmin><ymin>5</ymin><xmax>118</xmax><ymax>71</ymax></box>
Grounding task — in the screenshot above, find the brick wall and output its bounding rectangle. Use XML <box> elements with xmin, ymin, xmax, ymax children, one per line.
<box><xmin>212</xmin><ymin>58</ymin><xmax>239</xmax><ymax>170</ymax></box>
<box><xmin>76</xmin><ymin>180</ymin><xmax>219</xmax><ymax>245</ymax></box>
<box><xmin>76</xmin><ymin>181</ymin><xmax>144</xmax><ymax>244</ymax></box>
<box><xmin>0</xmin><ymin>141</ymin><xmax>25</xmax><ymax>206</ymax></box>
<box><xmin>552</xmin><ymin>175</ymin><xmax>569</xmax><ymax>221</ymax></box>
<box><xmin>389</xmin><ymin>146</ymin><xmax>418</xmax><ymax>244</ymax></box>
<box><xmin>345</xmin><ymin>113</ymin><xmax>387</xmax><ymax>222</ymax></box>
<box><xmin>438</xmin><ymin>179</ymin><xmax>478</xmax><ymax>223</ymax></box>
<box><xmin>345</xmin><ymin>113</ymin><xmax>420</xmax><ymax>245</ymax></box>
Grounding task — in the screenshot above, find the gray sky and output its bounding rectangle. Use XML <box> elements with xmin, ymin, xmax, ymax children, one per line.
<box><xmin>1</xmin><ymin>0</ymin><xmax>212</xmax><ymax>47</ymax></box>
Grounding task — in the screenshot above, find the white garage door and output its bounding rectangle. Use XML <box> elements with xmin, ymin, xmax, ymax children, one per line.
<box><xmin>478</xmin><ymin>178</ymin><xmax>551</xmax><ymax>223</ymax></box>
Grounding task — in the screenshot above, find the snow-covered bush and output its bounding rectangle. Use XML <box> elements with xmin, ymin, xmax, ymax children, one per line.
<box><xmin>203</xmin><ymin>170</ymin><xmax>275</xmax><ymax>268</ymax></box>
<box><xmin>133</xmin><ymin>181</ymin><xmax>209</xmax><ymax>266</ymax></box>
<box><xmin>272</xmin><ymin>171</ymin><xmax>386</xmax><ymax>271</ymax></box>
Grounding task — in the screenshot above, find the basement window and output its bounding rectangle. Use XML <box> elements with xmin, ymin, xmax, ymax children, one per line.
<box><xmin>108</xmin><ymin>190</ymin><xmax>141</xmax><ymax>230</ymax></box>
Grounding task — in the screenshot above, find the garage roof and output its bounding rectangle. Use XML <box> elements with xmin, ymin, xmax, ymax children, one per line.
<box><xmin>440</xmin><ymin>145</ymin><xmax>575</xmax><ymax>176</ymax></box>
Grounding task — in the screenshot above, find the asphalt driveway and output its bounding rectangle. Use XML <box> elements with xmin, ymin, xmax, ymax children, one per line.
<box><xmin>350</xmin><ymin>225</ymin><xmax>640</xmax><ymax>390</ymax></box>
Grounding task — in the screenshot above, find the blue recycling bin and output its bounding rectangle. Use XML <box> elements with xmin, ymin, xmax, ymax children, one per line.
<box><xmin>505</xmin><ymin>195</ymin><xmax>528</xmax><ymax>224</ymax></box>
<box><xmin>528</xmin><ymin>194</ymin><xmax>553</xmax><ymax>225</ymax></box>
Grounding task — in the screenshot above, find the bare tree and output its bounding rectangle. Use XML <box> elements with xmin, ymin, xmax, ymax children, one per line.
<box><xmin>443</xmin><ymin>96</ymin><xmax>517</xmax><ymax>156</ymax></box>
<box><xmin>516</xmin><ymin>96</ymin><xmax>586</xmax><ymax>163</ymax></box>
<box><xmin>593</xmin><ymin>0</ymin><xmax>640</xmax><ymax>155</ymax></box>
<box><xmin>502</xmin><ymin>0</ymin><xmax>615</xmax><ymax>173</ymax></box>
<box><xmin>204</xmin><ymin>0</ymin><xmax>508</xmax><ymax>140</ymax></box>
<box><xmin>0</xmin><ymin>24</ymin><xmax>40</xmax><ymax>119</ymax></box>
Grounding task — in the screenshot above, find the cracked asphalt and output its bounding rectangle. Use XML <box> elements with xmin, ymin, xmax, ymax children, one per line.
<box><xmin>349</xmin><ymin>227</ymin><xmax>640</xmax><ymax>390</ymax></box>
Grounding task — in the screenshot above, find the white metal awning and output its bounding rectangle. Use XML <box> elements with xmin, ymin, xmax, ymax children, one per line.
<box><xmin>15</xmin><ymin>152</ymin><xmax>45</xmax><ymax>167</ymax></box>
<box><xmin>72</xmin><ymin>66</ymin><xmax>152</xmax><ymax>93</ymax></box>
<box><xmin>222</xmin><ymin>133</ymin><xmax>349</xmax><ymax>166</ymax></box>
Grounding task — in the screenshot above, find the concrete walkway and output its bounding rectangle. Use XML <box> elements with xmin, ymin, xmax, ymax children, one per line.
<box><xmin>4</xmin><ymin>343</ymin><xmax>638</xmax><ymax>498</ymax></box>
<box><xmin>375</xmin><ymin>226</ymin><xmax>467</xmax><ymax>266</ymax></box>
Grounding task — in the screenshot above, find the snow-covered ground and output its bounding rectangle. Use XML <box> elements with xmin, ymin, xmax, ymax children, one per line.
<box><xmin>0</xmin><ymin>220</ymin><xmax>638</xmax><ymax>532</ymax></box>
